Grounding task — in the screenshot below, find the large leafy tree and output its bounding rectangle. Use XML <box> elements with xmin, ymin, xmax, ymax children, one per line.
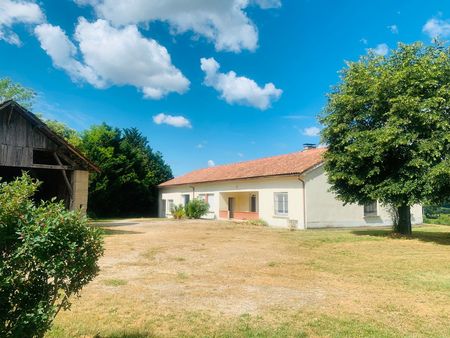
<box><xmin>320</xmin><ymin>42</ymin><xmax>450</xmax><ymax>234</ymax></box>
<box><xmin>0</xmin><ymin>78</ymin><xmax>35</xmax><ymax>108</ymax></box>
<box><xmin>80</xmin><ymin>124</ymin><xmax>173</xmax><ymax>217</ymax></box>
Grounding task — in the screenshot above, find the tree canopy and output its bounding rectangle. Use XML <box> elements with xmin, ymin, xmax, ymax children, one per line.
<box><xmin>320</xmin><ymin>42</ymin><xmax>450</xmax><ymax>234</ymax></box>
<box><xmin>0</xmin><ymin>78</ymin><xmax>35</xmax><ymax>108</ymax></box>
<box><xmin>79</xmin><ymin>124</ymin><xmax>173</xmax><ymax>217</ymax></box>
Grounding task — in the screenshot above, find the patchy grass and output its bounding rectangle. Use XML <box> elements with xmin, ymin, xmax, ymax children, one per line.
<box><xmin>176</xmin><ymin>272</ymin><xmax>189</xmax><ymax>281</ymax></box>
<box><xmin>142</xmin><ymin>247</ymin><xmax>162</xmax><ymax>260</ymax></box>
<box><xmin>425</xmin><ymin>214</ymin><xmax>450</xmax><ymax>226</ymax></box>
<box><xmin>47</xmin><ymin>220</ymin><xmax>450</xmax><ymax>337</ymax></box>
<box><xmin>102</xmin><ymin>278</ymin><xmax>128</xmax><ymax>287</ymax></box>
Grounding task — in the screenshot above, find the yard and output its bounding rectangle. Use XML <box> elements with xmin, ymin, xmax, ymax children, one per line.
<box><xmin>47</xmin><ymin>220</ymin><xmax>450</xmax><ymax>338</ymax></box>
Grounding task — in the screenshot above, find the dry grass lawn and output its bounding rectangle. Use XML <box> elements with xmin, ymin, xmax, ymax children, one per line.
<box><xmin>46</xmin><ymin>219</ymin><xmax>450</xmax><ymax>337</ymax></box>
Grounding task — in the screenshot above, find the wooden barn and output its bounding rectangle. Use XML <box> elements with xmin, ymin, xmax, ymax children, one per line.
<box><xmin>0</xmin><ymin>100</ymin><xmax>99</xmax><ymax>214</ymax></box>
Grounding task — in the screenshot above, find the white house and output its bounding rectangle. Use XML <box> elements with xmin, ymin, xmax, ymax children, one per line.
<box><xmin>158</xmin><ymin>147</ymin><xmax>423</xmax><ymax>229</ymax></box>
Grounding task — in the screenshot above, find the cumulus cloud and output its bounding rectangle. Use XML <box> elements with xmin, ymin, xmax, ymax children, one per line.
<box><xmin>35</xmin><ymin>19</ymin><xmax>189</xmax><ymax>99</ymax></box>
<box><xmin>34</xmin><ymin>23</ymin><xmax>103</xmax><ymax>87</ymax></box>
<box><xmin>200</xmin><ymin>57</ymin><xmax>282</xmax><ymax>110</ymax></box>
<box><xmin>0</xmin><ymin>0</ymin><xmax>44</xmax><ymax>45</ymax></box>
<box><xmin>370</xmin><ymin>43</ymin><xmax>389</xmax><ymax>56</ymax></box>
<box><xmin>153</xmin><ymin>113</ymin><xmax>192</xmax><ymax>128</ymax></box>
<box><xmin>207</xmin><ymin>160</ymin><xmax>215</xmax><ymax>167</ymax></box>
<box><xmin>423</xmin><ymin>18</ymin><xmax>450</xmax><ymax>39</ymax></box>
<box><xmin>303</xmin><ymin>126</ymin><xmax>321</xmax><ymax>137</ymax></box>
<box><xmin>74</xmin><ymin>0</ymin><xmax>281</xmax><ymax>52</ymax></box>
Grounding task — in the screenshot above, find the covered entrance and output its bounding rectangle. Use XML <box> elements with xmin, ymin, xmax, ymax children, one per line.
<box><xmin>219</xmin><ymin>191</ymin><xmax>259</xmax><ymax>220</ymax></box>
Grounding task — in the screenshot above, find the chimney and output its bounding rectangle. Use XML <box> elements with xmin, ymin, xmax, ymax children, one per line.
<box><xmin>303</xmin><ymin>143</ymin><xmax>317</xmax><ymax>150</ymax></box>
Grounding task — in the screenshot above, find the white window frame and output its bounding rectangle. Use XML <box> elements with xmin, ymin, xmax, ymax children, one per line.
<box><xmin>167</xmin><ymin>199</ymin><xmax>174</xmax><ymax>214</ymax></box>
<box><xmin>182</xmin><ymin>194</ymin><xmax>190</xmax><ymax>206</ymax></box>
<box><xmin>274</xmin><ymin>192</ymin><xmax>288</xmax><ymax>216</ymax></box>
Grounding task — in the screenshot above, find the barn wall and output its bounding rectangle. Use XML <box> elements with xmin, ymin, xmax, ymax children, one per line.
<box><xmin>0</xmin><ymin>107</ymin><xmax>58</xmax><ymax>168</ymax></box>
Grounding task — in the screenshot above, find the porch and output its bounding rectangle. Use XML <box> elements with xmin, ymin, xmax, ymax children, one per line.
<box><xmin>219</xmin><ymin>191</ymin><xmax>259</xmax><ymax>220</ymax></box>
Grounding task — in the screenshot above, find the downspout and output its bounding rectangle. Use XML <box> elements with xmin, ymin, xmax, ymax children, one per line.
<box><xmin>298</xmin><ymin>176</ymin><xmax>307</xmax><ymax>229</ymax></box>
<box><xmin>190</xmin><ymin>186</ymin><xmax>195</xmax><ymax>199</ymax></box>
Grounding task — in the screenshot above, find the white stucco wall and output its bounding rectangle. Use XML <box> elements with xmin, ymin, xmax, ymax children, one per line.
<box><xmin>303</xmin><ymin>165</ymin><xmax>423</xmax><ymax>228</ymax></box>
<box><xmin>159</xmin><ymin>175</ymin><xmax>305</xmax><ymax>228</ymax></box>
<box><xmin>159</xmin><ymin>166</ymin><xmax>423</xmax><ymax>229</ymax></box>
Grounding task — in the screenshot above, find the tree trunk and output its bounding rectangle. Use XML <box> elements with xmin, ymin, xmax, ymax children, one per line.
<box><xmin>396</xmin><ymin>205</ymin><xmax>412</xmax><ymax>235</ymax></box>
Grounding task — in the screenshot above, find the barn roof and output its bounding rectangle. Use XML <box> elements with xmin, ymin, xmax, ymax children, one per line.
<box><xmin>159</xmin><ymin>147</ymin><xmax>326</xmax><ymax>187</ymax></box>
<box><xmin>0</xmin><ymin>100</ymin><xmax>100</xmax><ymax>173</ymax></box>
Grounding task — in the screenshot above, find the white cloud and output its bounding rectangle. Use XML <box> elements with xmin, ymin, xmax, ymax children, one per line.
<box><xmin>0</xmin><ymin>0</ymin><xmax>44</xmax><ymax>45</ymax></box>
<box><xmin>360</xmin><ymin>38</ymin><xmax>368</xmax><ymax>45</ymax></box>
<box><xmin>388</xmin><ymin>25</ymin><xmax>398</xmax><ymax>34</ymax></box>
<box><xmin>423</xmin><ymin>18</ymin><xmax>450</xmax><ymax>39</ymax></box>
<box><xmin>370</xmin><ymin>43</ymin><xmax>389</xmax><ymax>56</ymax></box>
<box><xmin>303</xmin><ymin>126</ymin><xmax>320</xmax><ymax>137</ymax></box>
<box><xmin>153</xmin><ymin>113</ymin><xmax>192</xmax><ymax>128</ymax></box>
<box><xmin>252</xmin><ymin>0</ymin><xmax>281</xmax><ymax>9</ymax></box>
<box><xmin>237</xmin><ymin>152</ymin><xmax>244</xmax><ymax>158</ymax></box>
<box><xmin>34</xmin><ymin>23</ymin><xmax>103</xmax><ymax>87</ymax></box>
<box><xmin>74</xmin><ymin>0</ymin><xmax>281</xmax><ymax>52</ymax></box>
<box><xmin>200</xmin><ymin>57</ymin><xmax>282</xmax><ymax>110</ymax></box>
<box><xmin>75</xmin><ymin>18</ymin><xmax>189</xmax><ymax>99</ymax></box>
<box><xmin>207</xmin><ymin>160</ymin><xmax>215</xmax><ymax>167</ymax></box>
<box><xmin>35</xmin><ymin>19</ymin><xmax>189</xmax><ymax>99</ymax></box>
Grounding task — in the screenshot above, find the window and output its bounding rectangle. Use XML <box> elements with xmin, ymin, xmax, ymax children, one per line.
<box><xmin>364</xmin><ymin>201</ymin><xmax>378</xmax><ymax>216</ymax></box>
<box><xmin>206</xmin><ymin>194</ymin><xmax>215</xmax><ymax>212</ymax></box>
<box><xmin>167</xmin><ymin>199</ymin><xmax>174</xmax><ymax>213</ymax></box>
<box><xmin>182</xmin><ymin>194</ymin><xmax>190</xmax><ymax>205</ymax></box>
<box><xmin>274</xmin><ymin>192</ymin><xmax>288</xmax><ymax>216</ymax></box>
<box><xmin>250</xmin><ymin>194</ymin><xmax>257</xmax><ymax>212</ymax></box>
<box><xmin>199</xmin><ymin>193</ymin><xmax>215</xmax><ymax>211</ymax></box>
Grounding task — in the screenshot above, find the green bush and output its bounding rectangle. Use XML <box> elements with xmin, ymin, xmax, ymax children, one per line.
<box><xmin>0</xmin><ymin>174</ymin><xmax>104</xmax><ymax>337</ymax></box>
<box><xmin>171</xmin><ymin>204</ymin><xmax>185</xmax><ymax>219</ymax></box>
<box><xmin>184</xmin><ymin>199</ymin><xmax>209</xmax><ymax>219</ymax></box>
<box><xmin>245</xmin><ymin>219</ymin><xmax>269</xmax><ymax>227</ymax></box>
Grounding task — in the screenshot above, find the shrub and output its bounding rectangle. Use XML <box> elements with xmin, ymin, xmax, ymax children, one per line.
<box><xmin>171</xmin><ymin>204</ymin><xmax>185</xmax><ymax>219</ymax></box>
<box><xmin>245</xmin><ymin>219</ymin><xmax>268</xmax><ymax>227</ymax></box>
<box><xmin>0</xmin><ymin>174</ymin><xmax>104</xmax><ymax>337</ymax></box>
<box><xmin>184</xmin><ymin>199</ymin><xmax>209</xmax><ymax>219</ymax></box>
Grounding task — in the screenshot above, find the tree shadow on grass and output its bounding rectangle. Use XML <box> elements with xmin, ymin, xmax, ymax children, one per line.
<box><xmin>352</xmin><ymin>228</ymin><xmax>450</xmax><ymax>246</ymax></box>
<box><xmin>92</xmin><ymin>222</ymin><xmax>140</xmax><ymax>227</ymax></box>
<box><xmin>100</xmin><ymin>228</ymin><xmax>144</xmax><ymax>236</ymax></box>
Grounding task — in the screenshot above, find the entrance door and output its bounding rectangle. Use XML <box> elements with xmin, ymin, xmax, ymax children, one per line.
<box><xmin>228</xmin><ymin>197</ymin><xmax>235</xmax><ymax>219</ymax></box>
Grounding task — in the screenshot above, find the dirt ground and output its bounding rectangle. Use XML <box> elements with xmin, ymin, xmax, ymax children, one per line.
<box><xmin>47</xmin><ymin>219</ymin><xmax>450</xmax><ymax>337</ymax></box>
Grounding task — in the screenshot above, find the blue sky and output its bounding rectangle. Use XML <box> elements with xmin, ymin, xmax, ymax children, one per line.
<box><xmin>1</xmin><ymin>0</ymin><xmax>449</xmax><ymax>176</ymax></box>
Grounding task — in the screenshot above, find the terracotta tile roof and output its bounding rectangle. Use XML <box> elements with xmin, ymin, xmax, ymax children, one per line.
<box><xmin>159</xmin><ymin>147</ymin><xmax>326</xmax><ymax>187</ymax></box>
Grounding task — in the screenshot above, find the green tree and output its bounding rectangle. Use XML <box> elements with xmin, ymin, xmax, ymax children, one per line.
<box><xmin>44</xmin><ymin>118</ymin><xmax>83</xmax><ymax>148</ymax></box>
<box><xmin>80</xmin><ymin>124</ymin><xmax>173</xmax><ymax>217</ymax></box>
<box><xmin>0</xmin><ymin>174</ymin><xmax>103</xmax><ymax>337</ymax></box>
<box><xmin>320</xmin><ymin>42</ymin><xmax>450</xmax><ymax>235</ymax></box>
<box><xmin>0</xmin><ymin>78</ymin><xmax>35</xmax><ymax>108</ymax></box>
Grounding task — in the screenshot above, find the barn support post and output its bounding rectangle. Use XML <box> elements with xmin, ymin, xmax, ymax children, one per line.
<box><xmin>71</xmin><ymin>170</ymin><xmax>89</xmax><ymax>215</ymax></box>
<box><xmin>53</xmin><ymin>153</ymin><xmax>74</xmax><ymax>209</ymax></box>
